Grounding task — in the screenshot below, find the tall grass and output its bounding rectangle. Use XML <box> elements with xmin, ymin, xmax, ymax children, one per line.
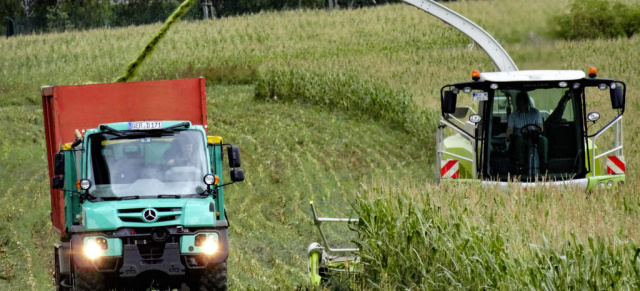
<box><xmin>254</xmin><ymin>68</ymin><xmax>437</xmax><ymax>143</ymax></box>
<box><xmin>353</xmin><ymin>184</ymin><xmax>640</xmax><ymax>289</ymax></box>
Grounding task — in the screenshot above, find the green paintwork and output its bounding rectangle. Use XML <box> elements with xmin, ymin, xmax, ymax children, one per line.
<box><xmin>442</xmin><ymin>134</ymin><xmax>474</xmax><ymax>179</ymax></box>
<box><xmin>586</xmin><ymin>174</ymin><xmax>625</xmax><ymax>191</ymax></box>
<box><xmin>441</xmin><ymin>134</ymin><xmax>617</xmax><ymax>188</ymax></box>
<box><xmin>82</xmin><ymin>236</ymin><xmax>123</xmax><ymax>257</ymax></box>
<box><xmin>180</xmin><ymin>232</ymin><xmax>219</xmax><ymax>254</ymax></box>
<box><xmin>64</xmin><ymin>121</ymin><xmax>227</xmax><ymax>232</ymax></box>
<box><xmin>62</xmin><ymin>150</ymin><xmax>82</xmax><ymax>235</ymax></box>
<box><xmin>585</xmin><ymin>139</ymin><xmax>602</xmax><ymax>176</ymax></box>
<box><xmin>207</xmin><ymin>141</ymin><xmax>225</xmax><ymax>219</ymax></box>
<box><xmin>309</xmin><ymin>252</ymin><xmax>321</xmax><ymax>285</ymax></box>
<box><xmin>441</xmin><ymin>178</ymin><xmax>482</xmax><ymax>185</ymax></box>
<box><xmin>82</xmin><ymin>198</ymin><xmax>216</xmax><ymax>231</ymax></box>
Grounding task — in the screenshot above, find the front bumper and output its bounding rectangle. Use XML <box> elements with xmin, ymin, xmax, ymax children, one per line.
<box><xmin>444</xmin><ymin>174</ymin><xmax>625</xmax><ymax>190</ymax></box>
<box><xmin>71</xmin><ymin>228</ymin><xmax>228</xmax><ymax>277</ymax></box>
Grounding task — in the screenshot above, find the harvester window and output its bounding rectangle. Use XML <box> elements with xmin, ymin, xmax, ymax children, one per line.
<box><xmin>487</xmin><ymin>88</ymin><xmax>580</xmax><ymax>179</ymax></box>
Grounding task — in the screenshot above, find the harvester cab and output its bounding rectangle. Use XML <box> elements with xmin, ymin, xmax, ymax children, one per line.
<box><xmin>436</xmin><ymin>69</ymin><xmax>626</xmax><ymax>189</ymax></box>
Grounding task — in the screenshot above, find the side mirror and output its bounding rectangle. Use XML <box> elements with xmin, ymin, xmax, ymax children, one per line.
<box><xmin>51</xmin><ymin>176</ymin><xmax>64</xmax><ymax>189</ymax></box>
<box><xmin>230</xmin><ymin>168</ymin><xmax>245</xmax><ymax>182</ymax></box>
<box><xmin>610</xmin><ymin>85</ymin><xmax>624</xmax><ymax>109</ymax></box>
<box><xmin>227</xmin><ymin>145</ymin><xmax>241</xmax><ymax>168</ymax></box>
<box><xmin>442</xmin><ymin>90</ymin><xmax>457</xmax><ymax>114</ymax></box>
<box><xmin>54</xmin><ymin>152</ymin><xmax>64</xmax><ymax>176</ymax></box>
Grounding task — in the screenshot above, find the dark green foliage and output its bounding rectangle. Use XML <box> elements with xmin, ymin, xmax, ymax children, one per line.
<box><xmin>111</xmin><ymin>0</ymin><xmax>201</xmax><ymax>27</ymax></box>
<box><xmin>212</xmin><ymin>0</ymin><xmax>401</xmax><ymax>17</ymax></box>
<box><xmin>5</xmin><ymin>0</ymin><xmax>401</xmax><ymax>36</ymax></box>
<box><xmin>551</xmin><ymin>0</ymin><xmax>640</xmax><ymax>40</ymax></box>
<box><xmin>352</xmin><ymin>189</ymin><xmax>640</xmax><ymax>289</ymax></box>
<box><xmin>6</xmin><ymin>0</ymin><xmax>200</xmax><ymax>36</ymax></box>
<box><xmin>0</xmin><ymin>1</ymin><xmax>22</xmax><ymax>36</ymax></box>
<box><xmin>254</xmin><ymin>68</ymin><xmax>437</xmax><ymax>144</ymax></box>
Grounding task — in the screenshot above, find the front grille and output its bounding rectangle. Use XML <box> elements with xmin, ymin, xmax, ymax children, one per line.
<box><xmin>117</xmin><ymin>207</ymin><xmax>182</xmax><ymax>223</ymax></box>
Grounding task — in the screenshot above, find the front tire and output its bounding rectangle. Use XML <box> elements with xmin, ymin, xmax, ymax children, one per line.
<box><xmin>54</xmin><ymin>249</ymin><xmax>71</xmax><ymax>291</ymax></box>
<box><xmin>188</xmin><ymin>261</ymin><xmax>227</xmax><ymax>291</ymax></box>
<box><xmin>73</xmin><ymin>266</ymin><xmax>107</xmax><ymax>291</ymax></box>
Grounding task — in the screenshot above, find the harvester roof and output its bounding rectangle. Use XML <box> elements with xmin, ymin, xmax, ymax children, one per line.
<box><xmin>479</xmin><ymin>70</ymin><xmax>586</xmax><ymax>82</ymax></box>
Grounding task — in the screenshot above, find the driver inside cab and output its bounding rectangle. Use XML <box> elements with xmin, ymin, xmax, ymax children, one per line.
<box><xmin>506</xmin><ymin>91</ymin><xmax>548</xmax><ymax>173</ymax></box>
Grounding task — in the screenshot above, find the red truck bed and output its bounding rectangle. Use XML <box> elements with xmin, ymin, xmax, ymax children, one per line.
<box><xmin>41</xmin><ymin>78</ymin><xmax>208</xmax><ymax>235</ymax></box>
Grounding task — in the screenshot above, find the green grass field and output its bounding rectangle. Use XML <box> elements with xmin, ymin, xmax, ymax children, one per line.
<box><xmin>0</xmin><ymin>0</ymin><xmax>639</xmax><ymax>289</ymax></box>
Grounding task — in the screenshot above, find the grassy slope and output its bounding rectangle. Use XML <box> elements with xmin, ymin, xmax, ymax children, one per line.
<box><xmin>0</xmin><ymin>0</ymin><xmax>639</xmax><ymax>289</ymax></box>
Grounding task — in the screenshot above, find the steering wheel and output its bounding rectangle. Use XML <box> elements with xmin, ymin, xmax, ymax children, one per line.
<box><xmin>520</xmin><ymin>124</ymin><xmax>542</xmax><ymax>136</ymax></box>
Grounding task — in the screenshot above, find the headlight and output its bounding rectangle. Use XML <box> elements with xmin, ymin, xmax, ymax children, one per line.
<box><xmin>195</xmin><ymin>233</ymin><xmax>218</xmax><ymax>255</ymax></box>
<box><xmin>83</xmin><ymin>237</ymin><xmax>108</xmax><ymax>260</ymax></box>
<box><xmin>203</xmin><ymin>174</ymin><xmax>219</xmax><ymax>186</ymax></box>
<box><xmin>203</xmin><ymin>235</ymin><xmax>218</xmax><ymax>255</ymax></box>
<box><xmin>77</xmin><ymin>179</ymin><xmax>92</xmax><ymax>190</ymax></box>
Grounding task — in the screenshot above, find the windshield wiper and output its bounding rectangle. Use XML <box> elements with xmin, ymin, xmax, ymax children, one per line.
<box><xmin>120</xmin><ymin>196</ymin><xmax>140</xmax><ymax>200</ymax></box>
<box><xmin>100</xmin><ymin>122</ymin><xmax>190</xmax><ymax>139</ymax></box>
<box><xmin>129</xmin><ymin>122</ymin><xmax>190</xmax><ymax>134</ymax></box>
<box><xmin>100</xmin><ymin>195</ymin><xmax>140</xmax><ymax>201</ymax></box>
<box><xmin>162</xmin><ymin>122</ymin><xmax>190</xmax><ymax>131</ymax></box>
<box><xmin>99</xmin><ymin>125</ymin><xmax>125</xmax><ymax>137</ymax></box>
<box><xmin>157</xmin><ymin>194</ymin><xmax>181</xmax><ymax>199</ymax></box>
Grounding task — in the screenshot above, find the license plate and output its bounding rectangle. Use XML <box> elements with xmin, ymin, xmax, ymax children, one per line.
<box><xmin>473</xmin><ymin>92</ymin><xmax>488</xmax><ymax>101</ymax></box>
<box><xmin>129</xmin><ymin>121</ymin><xmax>162</xmax><ymax>130</ymax></box>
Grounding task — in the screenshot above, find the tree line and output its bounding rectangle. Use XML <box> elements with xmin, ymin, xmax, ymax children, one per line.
<box><xmin>2</xmin><ymin>0</ymin><xmax>402</xmax><ymax>36</ymax></box>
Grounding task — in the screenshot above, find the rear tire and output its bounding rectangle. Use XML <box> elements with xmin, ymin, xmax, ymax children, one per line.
<box><xmin>73</xmin><ymin>266</ymin><xmax>108</xmax><ymax>291</ymax></box>
<box><xmin>188</xmin><ymin>261</ymin><xmax>227</xmax><ymax>291</ymax></box>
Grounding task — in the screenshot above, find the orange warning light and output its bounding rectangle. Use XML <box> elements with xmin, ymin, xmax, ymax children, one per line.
<box><xmin>472</xmin><ymin>70</ymin><xmax>481</xmax><ymax>81</ymax></box>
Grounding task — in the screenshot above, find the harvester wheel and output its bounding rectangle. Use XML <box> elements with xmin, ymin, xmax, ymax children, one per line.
<box><xmin>73</xmin><ymin>266</ymin><xmax>107</xmax><ymax>291</ymax></box>
<box><xmin>188</xmin><ymin>261</ymin><xmax>227</xmax><ymax>291</ymax></box>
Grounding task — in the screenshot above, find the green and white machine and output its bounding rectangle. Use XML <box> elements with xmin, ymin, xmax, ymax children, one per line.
<box><xmin>308</xmin><ymin>0</ymin><xmax>628</xmax><ymax>285</ymax></box>
<box><xmin>437</xmin><ymin>69</ymin><xmax>626</xmax><ymax>189</ymax></box>
<box><xmin>401</xmin><ymin>0</ymin><xmax>627</xmax><ymax>189</ymax></box>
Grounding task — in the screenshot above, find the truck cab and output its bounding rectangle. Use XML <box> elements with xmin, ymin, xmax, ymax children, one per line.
<box><xmin>43</xmin><ymin>79</ymin><xmax>243</xmax><ymax>290</ymax></box>
<box><xmin>436</xmin><ymin>69</ymin><xmax>626</xmax><ymax>190</ymax></box>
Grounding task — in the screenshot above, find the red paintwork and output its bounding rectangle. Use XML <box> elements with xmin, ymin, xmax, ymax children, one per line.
<box><xmin>41</xmin><ymin>78</ymin><xmax>208</xmax><ymax>236</ymax></box>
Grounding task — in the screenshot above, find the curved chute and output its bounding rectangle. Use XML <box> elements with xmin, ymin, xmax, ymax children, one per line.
<box><xmin>403</xmin><ymin>0</ymin><xmax>518</xmax><ymax>72</ymax></box>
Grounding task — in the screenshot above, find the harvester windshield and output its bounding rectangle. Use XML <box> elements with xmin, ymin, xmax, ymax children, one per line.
<box><xmin>87</xmin><ymin>130</ymin><xmax>208</xmax><ymax>198</ymax></box>
<box><xmin>438</xmin><ymin>71</ymin><xmax>626</xmax><ymax>185</ymax></box>
<box><xmin>488</xmin><ymin>88</ymin><xmax>580</xmax><ymax>179</ymax></box>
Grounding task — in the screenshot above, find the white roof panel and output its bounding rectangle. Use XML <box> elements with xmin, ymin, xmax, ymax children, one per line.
<box><xmin>480</xmin><ymin>70</ymin><xmax>586</xmax><ymax>82</ymax></box>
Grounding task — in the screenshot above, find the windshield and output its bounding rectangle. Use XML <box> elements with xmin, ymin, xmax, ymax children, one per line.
<box><xmin>87</xmin><ymin>130</ymin><xmax>208</xmax><ymax>199</ymax></box>
<box><xmin>487</xmin><ymin>87</ymin><xmax>583</xmax><ymax>180</ymax></box>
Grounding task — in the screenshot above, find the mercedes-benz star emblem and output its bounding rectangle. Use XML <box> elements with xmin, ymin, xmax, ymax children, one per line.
<box><xmin>143</xmin><ymin>209</ymin><xmax>158</xmax><ymax>222</ymax></box>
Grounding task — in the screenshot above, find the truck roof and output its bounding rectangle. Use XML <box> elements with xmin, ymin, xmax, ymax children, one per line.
<box><xmin>479</xmin><ymin>70</ymin><xmax>586</xmax><ymax>82</ymax></box>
